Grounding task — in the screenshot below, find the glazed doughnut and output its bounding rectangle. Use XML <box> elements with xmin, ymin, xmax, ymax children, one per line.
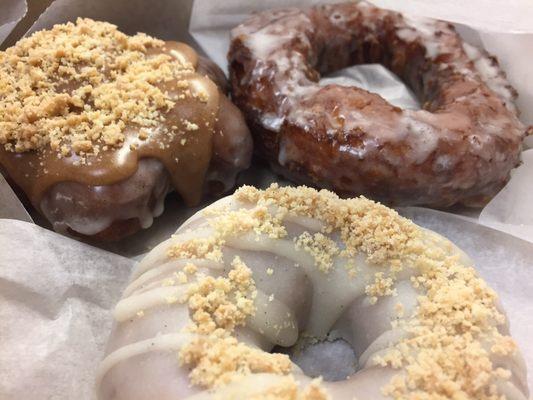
<box><xmin>97</xmin><ymin>184</ymin><xmax>528</xmax><ymax>399</ymax></box>
<box><xmin>0</xmin><ymin>19</ymin><xmax>252</xmax><ymax>240</ymax></box>
<box><xmin>228</xmin><ymin>2</ymin><xmax>527</xmax><ymax>207</ymax></box>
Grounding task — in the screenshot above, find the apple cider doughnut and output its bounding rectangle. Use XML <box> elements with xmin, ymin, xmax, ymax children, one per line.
<box><xmin>97</xmin><ymin>184</ymin><xmax>528</xmax><ymax>400</ymax></box>
<box><xmin>228</xmin><ymin>2</ymin><xmax>527</xmax><ymax>207</ymax></box>
<box><xmin>0</xmin><ymin>19</ymin><xmax>252</xmax><ymax>240</ymax></box>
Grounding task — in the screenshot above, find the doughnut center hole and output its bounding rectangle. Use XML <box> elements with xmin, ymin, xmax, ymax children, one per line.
<box><xmin>274</xmin><ymin>337</ymin><xmax>358</xmax><ymax>382</ymax></box>
<box><xmin>319</xmin><ymin>64</ymin><xmax>421</xmax><ymax>110</ymax></box>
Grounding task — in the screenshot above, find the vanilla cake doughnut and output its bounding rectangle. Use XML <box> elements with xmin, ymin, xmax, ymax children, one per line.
<box><xmin>97</xmin><ymin>185</ymin><xmax>529</xmax><ymax>399</ymax></box>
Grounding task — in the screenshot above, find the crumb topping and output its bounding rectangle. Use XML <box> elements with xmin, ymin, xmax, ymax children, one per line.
<box><xmin>377</xmin><ymin>258</ymin><xmax>515</xmax><ymax>400</ymax></box>
<box><xmin>0</xmin><ymin>18</ymin><xmax>195</xmax><ymax>157</ymax></box>
<box><xmin>163</xmin><ymin>184</ymin><xmax>517</xmax><ymax>399</ymax></box>
<box><xmin>365</xmin><ymin>272</ymin><xmax>396</xmax><ymax>304</ymax></box>
<box><xmin>181</xmin><ymin>335</ymin><xmax>292</xmax><ymax>389</ymax></box>
<box><xmin>294</xmin><ymin>232</ymin><xmax>339</xmax><ymax>273</ymax></box>
<box><xmin>235</xmin><ymin>184</ymin><xmax>420</xmax><ymax>266</ymax></box>
<box><xmin>168</xmin><ymin>237</ymin><xmax>223</xmax><ymax>262</ymax></box>
<box><xmin>187</xmin><ymin>256</ymin><xmax>256</xmax><ymax>334</ymax></box>
<box><xmin>207</xmin><ymin>204</ymin><xmax>288</xmax><ymax>239</ymax></box>
<box><xmin>179</xmin><ymin>256</ymin><xmax>293</xmax><ymax>387</ymax></box>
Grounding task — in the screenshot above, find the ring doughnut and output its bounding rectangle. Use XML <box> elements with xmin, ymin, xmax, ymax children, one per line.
<box><xmin>0</xmin><ymin>19</ymin><xmax>252</xmax><ymax>240</ymax></box>
<box><xmin>97</xmin><ymin>184</ymin><xmax>528</xmax><ymax>399</ymax></box>
<box><xmin>228</xmin><ymin>2</ymin><xmax>526</xmax><ymax>207</ymax></box>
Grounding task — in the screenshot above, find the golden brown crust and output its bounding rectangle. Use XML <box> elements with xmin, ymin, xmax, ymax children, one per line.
<box><xmin>228</xmin><ymin>2</ymin><xmax>525</xmax><ymax>207</ymax></box>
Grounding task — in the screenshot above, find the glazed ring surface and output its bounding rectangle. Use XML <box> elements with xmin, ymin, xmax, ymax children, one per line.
<box><xmin>97</xmin><ymin>184</ymin><xmax>528</xmax><ymax>400</ymax></box>
<box><xmin>228</xmin><ymin>2</ymin><xmax>526</xmax><ymax>207</ymax></box>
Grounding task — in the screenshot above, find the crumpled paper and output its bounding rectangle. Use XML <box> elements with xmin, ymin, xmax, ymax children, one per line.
<box><xmin>0</xmin><ymin>0</ymin><xmax>26</xmax><ymax>46</ymax></box>
<box><xmin>369</xmin><ymin>0</ymin><xmax>533</xmax><ymax>33</ymax></box>
<box><xmin>479</xmin><ymin>149</ymin><xmax>533</xmax><ymax>241</ymax></box>
<box><xmin>0</xmin><ymin>219</ymin><xmax>133</xmax><ymax>400</ymax></box>
<box><xmin>25</xmin><ymin>0</ymin><xmax>195</xmax><ymax>44</ymax></box>
<box><xmin>0</xmin><ymin>0</ymin><xmax>533</xmax><ymax>399</ymax></box>
<box><xmin>0</xmin><ymin>174</ymin><xmax>32</xmax><ymax>222</ymax></box>
<box><xmin>320</xmin><ymin>64</ymin><xmax>420</xmax><ymax>110</ymax></box>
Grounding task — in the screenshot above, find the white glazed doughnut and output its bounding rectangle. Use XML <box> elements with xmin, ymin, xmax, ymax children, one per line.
<box><xmin>97</xmin><ymin>185</ymin><xmax>529</xmax><ymax>399</ymax></box>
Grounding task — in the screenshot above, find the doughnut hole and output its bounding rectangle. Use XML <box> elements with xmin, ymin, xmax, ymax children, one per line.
<box><xmin>222</xmin><ymin>248</ymin><xmax>314</xmax><ymax>330</ymax></box>
<box><xmin>277</xmin><ymin>338</ymin><xmax>358</xmax><ymax>382</ymax></box>
<box><xmin>325</xmin><ymin>64</ymin><xmax>421</xmax><ymax>108</ymax></box>
<box><xmin>221</xmin><ymin>236</ymin><xmax>418</xmax><ymax>385</ymax></box>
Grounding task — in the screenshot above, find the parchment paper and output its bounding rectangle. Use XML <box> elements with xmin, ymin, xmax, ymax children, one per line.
<box><xmin>0</xmin><ymin>0</ymin><xmax>27</xmax><ymax>46</ymax></box>
<box><xmin>0</xmin><ymin>174</ymin><xmax>32</xmax><ymax>222</ymax></box>
<box><xmin>0</xmin><ymin>1</ymin><xmax>532</xmax><ymax>399</ymax></box>
<box><xmin>0</xmin><ymin>219</ymin><xmax>134</xmax><ymax>400</ymax></box>
<box><xmin>369</xmin><ymin>0</ymin><xmax>533</xmax><ymax>33</ymax></box>
<box><xmin>26</xmin><ymin>0</ymin><xmax>195</xmax><ymax>44</ymax></box>
<box><xmin>479</xmin><ymin>149</ymin><xmax>533</xmax><ymax>241</ymax></box>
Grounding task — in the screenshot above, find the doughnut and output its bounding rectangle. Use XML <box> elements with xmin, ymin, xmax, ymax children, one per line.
<box><xmin>96</xmin><ymin>184</ymin><xmax>528</xmax><ymax>399</ymax></box>
<box><xmin>228</xmin><ymin>2</ymin><xmax>527</xmax><ymax>207</ymax></box>
<box><xmin>0</xmin><ymin>19</ymin><xmax>252</xmax><ymax>240</ymax></box>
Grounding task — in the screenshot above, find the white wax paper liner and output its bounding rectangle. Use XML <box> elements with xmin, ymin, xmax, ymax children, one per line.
<box><xmin>0</xmin><ymin>0</ymin><xmax>27</xmax><ymax>46</ymax></box>
<box><xmin>0</xmin><ymin>219</ymin><xmax>134</xmax><ymax>400</ymax></box>
<box><xmin>0</xmin><ymin>0</ymin><xmax>532</xmax><ymax>398</ymax></box>
<box><xmin>0</xmin><ymin>174</ymin><xmax>32</xmax><ymax>222</ymax></box>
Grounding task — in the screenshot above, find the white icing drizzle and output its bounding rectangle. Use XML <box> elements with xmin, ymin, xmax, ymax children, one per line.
<box><xmin>245</xmin><ymin>32</ymin><xmax>293</xmax><ymax>60</ymax></box>
<box><xmin>96</xmin><ymin>332</ymin><xmax>192</xmax><ymax>390</ymax></box>
<box><xmin>236</xmin><ymin>9</ymin><xmax>320</xmax><ymax>133</ymax></box>
<box><xmin>130</xmin><ymin>228</ymin><xmax>216</xmax><ymax>279</ymax></box>
<box><xmin>183</xmin><ymin>373</ymin><xmax>306</xmax><ymax>400</ymax></box>
<box><xmin>123</xmin><ymin>259</ymin><xmax>224</xmax><ymax>297</ymax></box>
<box><xmin>283</xmin><ymin>213</ymin><xmax>324</xmax><ymax>232</ymax></box>
<box><xmin>248</xmin><ymin>290</ymin><xmax>299</xmax><ymax>347</ymax></box>
<box><xmin>462</xmin><ymin>42</ymin><xmax>516</xmax><ymax>111</ymax></box>
<box><xmin>114</xmin><ymin>285</ymin><xmax>190</xmax><ymax>322</ymax></box>
<box><xmin>98</xmin><ymin>194</ymin><xmax>527</xmax><ymax>400</ymax></box>
<box><xmin>223</xmin><ymin>229</ymin><xmax>400</xmax><ymax>339</ymax></box>
<box><xmin>358</xmin><ymin>328</ymin><xmax>409</xmax><ymax>368</ymax></box>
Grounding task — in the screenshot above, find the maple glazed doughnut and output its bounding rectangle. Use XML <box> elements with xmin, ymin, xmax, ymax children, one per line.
<box><xmin>97</xmin><ymin>185</ymin><xmax>528</xmax><ymax>400</ymax></box>
<box><xmin>0</xmin><ymin>19</ymin><xmax>252</xmax><ymax>240</ymax></box>
<box><xmin>228</xmin><ymin>2</ymin><xmax>527</xmax><ymax>207</ymax></box>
